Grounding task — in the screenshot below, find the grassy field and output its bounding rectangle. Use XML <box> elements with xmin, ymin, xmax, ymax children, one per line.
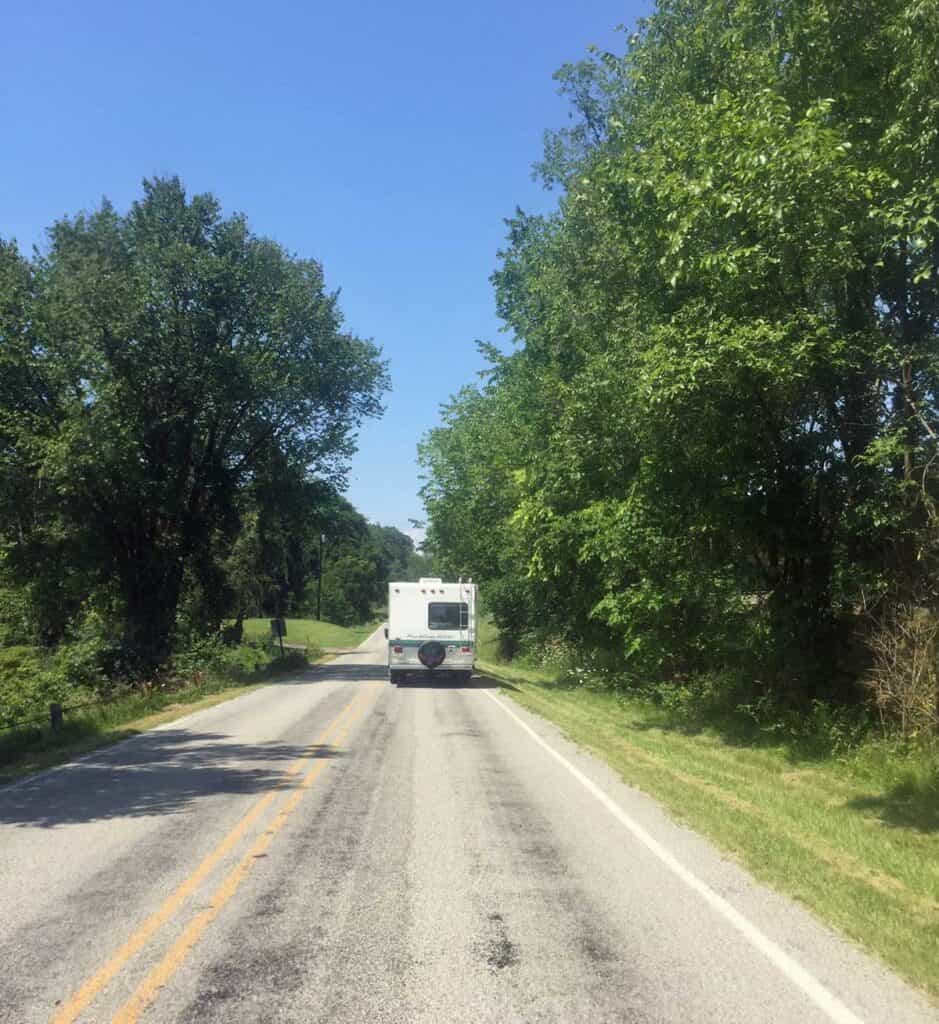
<box><xmin>240</xmin><ymin>617</ymin><xmax>380</xmax><ymax>650</ymax></box>
<box><xmin>476</xmin><ymin>620</ymin><xmax>939</xmax><ymax>999</ymax></box>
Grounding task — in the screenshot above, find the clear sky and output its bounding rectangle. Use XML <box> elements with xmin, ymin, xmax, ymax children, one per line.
<box><xmin>1</xmin><ymin>0</ymin><xmax>651</xmax><ymax>541</ymax></box>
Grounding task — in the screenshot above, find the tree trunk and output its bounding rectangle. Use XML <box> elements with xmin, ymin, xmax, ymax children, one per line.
<box><xmin>119</xmin><ymin>552</ymin><xmax>185</xmax><ymax>676</ymax></box>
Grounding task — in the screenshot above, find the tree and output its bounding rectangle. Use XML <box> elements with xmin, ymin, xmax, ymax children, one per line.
<box><xmin>421</xmin><ymin>0</ymin><xmax>939</xmax><ymax>697</ymax></box>
<box><xmin>315</xmin><ymin>519</ymin><xmax>418</xmax><ymax>625</ymax></box>
<box><xmin>1</xmin><ymin>178</ymin><xmax>388</xmax><ymax>671</ymax></box>
<box><xmin>369</xmin><ymin>524</ymin><xmax>414</xmax><ymax>583</ymax></box>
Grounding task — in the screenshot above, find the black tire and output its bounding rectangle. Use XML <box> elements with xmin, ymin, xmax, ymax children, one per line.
<box><xmin>389</xmin><ymin>669</ymin><xmax>406</xmax><ymax>685</ymax></box>
<box><xmin>417</xmin><ymin>640</ymin><xmax>446</xmax><ymax>668</ymax></box>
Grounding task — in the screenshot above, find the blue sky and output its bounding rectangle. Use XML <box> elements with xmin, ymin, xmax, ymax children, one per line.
<box><xmin>1</xmin><ymin>0</ymin><xmax>651</xmax><ymax>541</ymax></box>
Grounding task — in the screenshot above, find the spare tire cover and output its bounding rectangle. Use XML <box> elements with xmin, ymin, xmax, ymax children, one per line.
<box><xmin>418</xmin><ymin>640</ymin><xmax>446</xmax><ymax>668</ymax></box>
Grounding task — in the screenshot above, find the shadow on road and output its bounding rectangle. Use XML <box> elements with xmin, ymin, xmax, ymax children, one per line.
<box><xmin>270</xmin><ymin>663</ymin><xmax>389</xmax><ymax>684</ymax></box>
<box><xmin>275</xmin><ymin>664</ymin><xmax>507</xmax><ymax>688</ymax></box>
<box><xmin>393</xmin><ymin>673</ymin><xmax>504</xmax><ymax>691</ymax></box>
<box><xmin>0</xmin><ymin>732</ymin><xmax>342</xmax><ymax>829</ymax></box>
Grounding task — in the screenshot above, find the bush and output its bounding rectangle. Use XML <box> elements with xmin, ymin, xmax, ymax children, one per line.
<box><xmin>634</xmin><ymin>669</ymin><xmax>873</xmax><ymax>757</ymax></box>
<box><xmin>539</xmin><ymin>636</ymin><xmax>579</xmax><ymax>671</ymax></box>
<box><xmin>172</xmin><ymin>633</ymin><xmax>316</xmax><ymax>683</ymax></box>
<box><xmin>46</xmin><ymin>606</ymin><xmax>131</xmax><ymax>690</ymax></box>
<box><xmin>0</xmin><ymin>647</ymin><xmax>48</xmax><ymax>725</ymax></box>
<box><xmin>0</xmin><ymin>619</ymin><xmax>312</xmax><ymax>736</ymax></box>
<box><xmin>0</xmin><ymin>584</ymin><xmax>34</xmax><ymax>647</ymax></box>
<box><xmin>267</xmin><ymin>650</ymin><xmax>310</xmax><ymax>674</ymax></box>
<box><xmin>865</xmin><ymin>607</ymin><xmax>939</xmax><ymax>739</ymax></box>
<box><xmin>0</xmin><ymin>645</ymin><xmax>99</xmax><ymax>727</ymax></box>
<box><xmin>171</xmin><ymin>635</ymin><xmax>271</xmax><ymax>682</ymax></box>
<box><xmin>213</xmin><ymin>641</ymin><xmax>272</xmax><ymax>677</ymax></box>
<box><xmin>640</xmin><ymin>670</ymin><xmax>748</xmax><ymax>721</ymax></box>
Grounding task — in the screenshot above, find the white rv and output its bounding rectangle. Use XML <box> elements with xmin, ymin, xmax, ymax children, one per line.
<box><xmin>386</xmin><ymin>578</ymin><xmax>477</xmax><ymax>684</ymax></box>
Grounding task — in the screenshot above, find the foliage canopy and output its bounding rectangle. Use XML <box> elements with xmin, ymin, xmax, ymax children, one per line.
<box><xmin>421</xmin><ymin>0</ymin><xmax>939</xmax><ymax>704</ymax></box>
<box><xmin>0</xmin><ymin>178</ymin><xmax>389</xmax><ymax>672</ymax></box>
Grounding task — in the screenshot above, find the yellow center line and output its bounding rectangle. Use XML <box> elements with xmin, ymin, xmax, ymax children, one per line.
<box><xmin>51</xmin><ymin>686</ymin><xmax>374</xmax><ymax>1024</ymax></box>
<box><xmin>111</xmin><ymin>685</ymin><xmax>380</xmax><ymax>1024</ymax></box>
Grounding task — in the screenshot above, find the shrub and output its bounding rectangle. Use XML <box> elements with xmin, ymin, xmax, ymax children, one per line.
<box><xmin>171</xmin><ymin>636</ymin><xmax>270</xmax><ymax>682</ymax></box>
<box><xmin>641</xmin><ymin>670</ymin><xmax>748</xmax><ymax>722</ymax></box>
<box><xmin>0</xmin><ymin>584</ymin><xmax>34</xmax><ymax>647</ymax></box>
<box><xmin>267</xmin><ymin>650</ymin><xmax>310</xmax><ymax>674</ymax></box>
<box><xmin>864</xmin><ymin>607</ymin><xmax>939</xmax><ymax>739</ymax></box>
<box><xmin>0</xmin><ymin>646</ymin><xmax>99</xmax><ymax>727</ymax></box>
<box><xmin>214</xmin><ymin>642</ymin><xmax>271</xmax><ymax>677</ymax></box>
<box><xmin>637</xmin><ymin>669</ymin><xmax>872</xmax><ymax>757</ymax></box>
<box><xmin>172</xmin><ymin>634</ymin><xmax>314</xmax><ymax>684</ymax></box>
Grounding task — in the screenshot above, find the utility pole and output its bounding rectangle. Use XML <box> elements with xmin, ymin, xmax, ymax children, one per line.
<box><xmin>316</xmin><ymin>533</ymin><xmax>325</xmax><ymax>620</ymax></box>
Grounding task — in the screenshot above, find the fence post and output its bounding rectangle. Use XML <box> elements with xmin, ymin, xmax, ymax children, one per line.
<box><xmin>49</xmin><ymin>703</ymin><xmax>63</xmax><ymax>732</ymax></box>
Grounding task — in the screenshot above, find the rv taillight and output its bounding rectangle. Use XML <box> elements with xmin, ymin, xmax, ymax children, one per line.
<box><xmin>393</xmin><ymin>645</ymin><xmax>403</xmax><ymax>654</ymax></box>
<box><xmin>461</xmin><ymin>646</ymin><xmax>471</xmax><ymax>653</ymax></box>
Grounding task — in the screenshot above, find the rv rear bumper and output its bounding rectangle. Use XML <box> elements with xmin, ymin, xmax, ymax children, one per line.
<box><xmin>387</xmin><ymin>642</ymin><xmax>474</xmax><ymax>671</ymax></box>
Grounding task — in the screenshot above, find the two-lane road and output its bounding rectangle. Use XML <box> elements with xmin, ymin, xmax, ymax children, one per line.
<box><xmin>0</xmin><ymin>627</ymin><xmax>934</xmax><ymax>1023</ymax></box>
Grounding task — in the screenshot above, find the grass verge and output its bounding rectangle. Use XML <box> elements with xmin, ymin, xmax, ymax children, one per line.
<box><xmin>0</xmin><ymin>651</ymin><xmax>314</xmax><ymax>784</ymax></box>
<box><xmin>240</xmin><ymin>617</ymin><xmax>380</xmax><ymax>649</ymax></box>
<box><xmin>477</xmin><ymin>624</ymin><xmax>939</xmax><ymax>999</ymax></box>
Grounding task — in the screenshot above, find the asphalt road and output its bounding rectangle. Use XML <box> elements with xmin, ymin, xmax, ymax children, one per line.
<box><xmin>0</xmin><ymin>626</ymin><xmax>935</xmax><ymax>1024</ymax></box>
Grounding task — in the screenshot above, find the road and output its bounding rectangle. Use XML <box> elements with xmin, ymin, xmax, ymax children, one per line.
<box><xmin>0</xmin><ymin>626</ymin><xmax>934</xmax><ymax>1024</ymax></box>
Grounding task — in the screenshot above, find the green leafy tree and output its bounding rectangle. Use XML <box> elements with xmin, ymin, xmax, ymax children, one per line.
<box><xmin>1</xmin><ymin>178</ymin><xmax>388</xmax><ymax>672</ymax></box>
<box><xmin>369</xmin><ymin>523</ymin><xmax>414</xmax><ymax>583</ymax></box>
<box><xmin>422</xmin><ymin>0</ymin><xmax>939</xmax><ymax>698</ymax></box>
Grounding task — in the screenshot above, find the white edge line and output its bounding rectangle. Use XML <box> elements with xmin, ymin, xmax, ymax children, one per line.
<box><xmin>484</xmin><ymin>689</ymin><xmax>865</xmax><ymax>1024</ymax></box>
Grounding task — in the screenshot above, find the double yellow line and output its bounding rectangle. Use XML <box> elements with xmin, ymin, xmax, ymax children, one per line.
<box><xmin>53</xmin><ymin>685</ymin><xmax>377</xmax><ymax>1024</ymax></box>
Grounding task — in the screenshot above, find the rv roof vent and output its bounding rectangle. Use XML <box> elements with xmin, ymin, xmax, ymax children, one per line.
<box><xmin>418</xmin><ymin>577</ymin><xmax>443</xmax><ymax>584</ymax></box>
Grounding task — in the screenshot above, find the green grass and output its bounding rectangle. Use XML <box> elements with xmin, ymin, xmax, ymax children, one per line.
<box><xmin>477</xmin><ymin>620</ymin><xmax>939</xmax><ymax>1000</ymax></box>
<box><xmin>240</xmin><ymin>617</ymin><xmax>380</xmax><ymax>650</ymax></box>
<box><xmin>0</xmin><ymin>649</ymin><xmax>310</xmax><ymax>783</ymax></box>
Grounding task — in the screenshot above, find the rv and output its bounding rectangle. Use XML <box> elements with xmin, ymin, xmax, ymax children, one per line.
<box><xmin>386</xmin><ymin>578</ymin><xmax>477</xmax><ymax>684</ymax></box>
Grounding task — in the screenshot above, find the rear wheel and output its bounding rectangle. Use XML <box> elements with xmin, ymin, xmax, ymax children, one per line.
<box><xmin>389</xmin><ymin>669</ymin><xmax>406</xmax><ymax>685</ymax></box>
<box><xmin>417</xmin><ymin>641</ymin><xmax>446</xmax><ymax>669</ymax></box>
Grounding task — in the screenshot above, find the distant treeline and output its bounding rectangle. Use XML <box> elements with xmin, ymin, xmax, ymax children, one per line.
<box><xmin>0</xmin><ymin>177</ymin><xmax>410</xmax><ymax>685</ymax></box>
<box><xmin>305</xmin><ymin>518</ymin><xmax>433</xmax><ymax>629</ymax></box>
<box><xmin>420</xmin><ymin>0</ymin><xmax>939</xmax><ymax>735</ymax></box>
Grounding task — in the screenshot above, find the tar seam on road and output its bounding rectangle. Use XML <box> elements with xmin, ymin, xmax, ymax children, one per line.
<box><xmin>109</xmin><ymin>684</ymin><xmax>380</xmax><ymax>1024</ymax></box>
<box><xmin>483</xmin><ymin>690</ymin><xmax>866</xmax><ymax>1024</ymax></box>
<box><xmin>50</xmin><ymin>685</ymin><xmax>376</xmax><ymax>1024</ymax></box>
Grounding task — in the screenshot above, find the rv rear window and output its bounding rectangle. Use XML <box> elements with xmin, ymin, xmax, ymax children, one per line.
<box><xmin>428</xmin><ymin>602</ymin><xmax>469</xmax><ymax>630</ymax></box>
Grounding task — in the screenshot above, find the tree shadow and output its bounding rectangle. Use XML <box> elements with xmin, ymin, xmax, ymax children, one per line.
<box><xmin>624</xmin><ymin>709</ymin><xmax>850</xmax><ymax>766</ymax></box>
<box><xmin>845</xmin><ymin>772</ymin><xmax>939</xmax><ymax>834</ymax></box>
<box><xmin>0</xmin><ymin>730</ymin><xmax>342</xmax><ymax>829</ymax></box>
<box><xmin>395</xmin><ymin>672</ymin><xmax>507</xmax><ymax>691</ymax></box>
<box><xmin>271</xmin><ymin>663</ymin><xmax>390</xmax><ymax>684</ymax></box>
<box><xmin>476</xmin><ymin>674</ymin><xmax>520</xmax><ymax>693</ymax></box>
<box><xmin>613</xmin><ymin>701</ymin><xmax>939</xmax><ymax>833</ymax></box>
